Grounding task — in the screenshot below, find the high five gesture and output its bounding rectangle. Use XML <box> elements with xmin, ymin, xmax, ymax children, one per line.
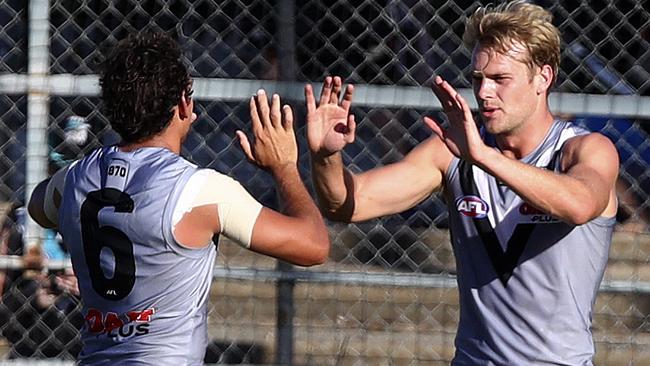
<box><xmin>305</xmin><ymin>76</ymin><xmax>356</xmax><ymax>158</ymax></box>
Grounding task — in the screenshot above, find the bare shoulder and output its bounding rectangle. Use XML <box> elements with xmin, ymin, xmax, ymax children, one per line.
<box><xmin>561</xmin><ymin>132</ymin><xmax>619</xmax><ymax>170</ymax></box>
<box><xmin>563</xmin><ymin>132</ymin><xmax>617</xmax><ymax>158</ymax></box>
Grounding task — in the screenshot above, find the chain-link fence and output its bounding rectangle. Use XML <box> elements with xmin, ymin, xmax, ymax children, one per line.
<box><xmin>1</xmin><ymin>0</ymin><xmax>650</xmax><ymax>364</ymax></box>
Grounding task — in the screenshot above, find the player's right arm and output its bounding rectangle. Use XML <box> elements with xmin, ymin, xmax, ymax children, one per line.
<box><xmin>307</xmin><ymin>76</ymin><xmax>452</xmax><ymax>223</ymax></box>
<box><xmin>173</xmin><ymin>168</ymin><xmax>328</xmax><ymax>267</ymax></box>
<box><xmin>235</xmin><ymin>90</ymin><xmax>329</xmax><ymax>266</ymax></box>
<box><xmin>170</xmin><ymin>90</ymin><xmax>329</xmax><ymax>266</ymax></box>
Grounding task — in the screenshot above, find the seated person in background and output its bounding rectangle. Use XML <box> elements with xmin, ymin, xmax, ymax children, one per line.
<box><xmin>0</xmin><ymin>203</ymin><xmax>83</xmax><ymax>359</ymax></box>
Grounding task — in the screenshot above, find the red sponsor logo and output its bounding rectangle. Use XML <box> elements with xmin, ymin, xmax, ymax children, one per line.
<box><xmin>519</xmin><ymin>202</ymin><xmax>544</xmax><ymax>215</ymax></box>
<box><xmin>85</xmin><ymin>308</ymin><xmax>155</xmax><ymax>337</ymax></box>
<box><xmin>519</xmin><ymin>202</ymin><xmax>559</xmax><ymax>223</ymax></box>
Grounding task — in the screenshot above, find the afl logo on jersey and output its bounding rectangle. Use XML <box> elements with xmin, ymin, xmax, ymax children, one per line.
<box><xmin>456</xmin><ymin>195</ymin><xmax>489</xmax><ymax>219</ymax></box>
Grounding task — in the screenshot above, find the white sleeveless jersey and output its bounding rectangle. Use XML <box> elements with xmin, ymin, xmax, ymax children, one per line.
<box><xmin>59</xmin><ymin>146</ymin><xmax>217</xmax><ymax>365</ymax></box>
<box><xmin>445</xmin><ymin>120</ymin><xmax>614</xmax><ymax>365</ymax></box>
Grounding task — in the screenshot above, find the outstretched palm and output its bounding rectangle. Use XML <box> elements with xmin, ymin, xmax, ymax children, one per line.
<box><xmin>305</xmin><ymin>76</ymin><xmax>356</xmax><ymax>158</ymax></box>
<box><xmin>425</xmin><ymin>76</ymin><xmax>485</xmax><ymax>163</ymax></box>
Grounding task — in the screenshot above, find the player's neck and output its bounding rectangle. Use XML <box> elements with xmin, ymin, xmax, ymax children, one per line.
<box><xmin>119</xmin><ymin>134</ymin><xmax>181</xmax><ymax>154</ymax></box>
<box><xmin>495</xmin><ymin>110</ymin><xmax>555</xmax><ymax>160</ymax></box>
<box><xmin>119</xmin><ymin>118</ymin><xmax>185</xmax><ymax>154</ymax></box>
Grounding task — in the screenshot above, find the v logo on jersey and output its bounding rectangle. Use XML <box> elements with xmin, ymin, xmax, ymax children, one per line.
<box><xmin>458</xmin><ymin>160</ymin><xmax>536</xmax><ymax>285</ymax></box>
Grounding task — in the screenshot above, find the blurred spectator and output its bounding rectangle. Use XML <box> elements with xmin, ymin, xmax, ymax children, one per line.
<box><xmin>0</xmin><ymin>203</ymin><xmax>83</xmax><ymax>360</ymax></box>
<box><xmin>0</xmin><ymin>114</ymin><xmax>91</xmax><ymax>359</ymax></box>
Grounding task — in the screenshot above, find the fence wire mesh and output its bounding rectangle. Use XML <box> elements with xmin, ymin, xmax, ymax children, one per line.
<box><xmin>1</xmin><ymin>0</ymin><xmax>650</xmax><ymax>364</ymax></box>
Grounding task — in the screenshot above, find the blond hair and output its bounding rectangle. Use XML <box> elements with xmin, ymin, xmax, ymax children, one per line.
<box><xmin>463</xmin><ymin>1</ymin><xmax>561</xmax><ymax>85</ymax></box>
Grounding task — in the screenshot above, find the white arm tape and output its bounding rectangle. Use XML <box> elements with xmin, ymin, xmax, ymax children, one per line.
<box><xmin>43</xmin><ymin>165</ymin><xmax>70</xmax><ymax>225</ymax></box>
<box><xmin>172</xmin><ymin>169</ymin><xmax>262</xmax><ymax>248</ymax></box>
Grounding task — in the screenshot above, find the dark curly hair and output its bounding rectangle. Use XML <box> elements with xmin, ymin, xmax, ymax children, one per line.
<box><xmin>99</xmin><ymin>32</ymin><xmax>193</xmax><ymax>143</ymax></box>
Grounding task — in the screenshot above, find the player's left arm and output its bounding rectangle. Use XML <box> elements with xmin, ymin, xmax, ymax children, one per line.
<box><xmin>28</xmin><ymin>166</ymin><xmax>69</xmax><ymax>229</ymax></box>
<box><xmin>477</xmin><ymin>132</ymin><xmax>619</xmax><ymax>225</ymax></box>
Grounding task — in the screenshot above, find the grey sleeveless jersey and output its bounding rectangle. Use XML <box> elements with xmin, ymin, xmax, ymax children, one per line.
<box><xmin>59</xmin><ymin>146</ymin><xmax>217</xmax><ymax>365</ymax></box>
<box><xmin>445</xmin><ymin>121</ymin><xmax>614</xmax><ymax>365</ymax></box>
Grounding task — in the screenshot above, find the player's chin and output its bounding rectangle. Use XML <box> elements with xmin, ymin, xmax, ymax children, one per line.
<box><xmin>480</xmin><ymin>120</ymin><xmax>497</xmax><ymax>134</ymax></box>
<box><xmin>481</xmin><ymin>118</ymin><xmax>507</xmax><ymax>135</ymax></box>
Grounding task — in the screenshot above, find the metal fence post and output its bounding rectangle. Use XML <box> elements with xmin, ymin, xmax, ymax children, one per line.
<box><xmin>24</xmin><ymin>0</ymin><xmax>51</xmax><ymax>249</ymax></box>
<box><xmin>275</xmin><ymin>1</ymin><xmax>297</xmax><ymax>365</ymax></box>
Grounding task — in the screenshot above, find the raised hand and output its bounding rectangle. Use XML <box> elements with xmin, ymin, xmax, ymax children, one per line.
<box><xmin>236</xmin><ymin>89</ymin><xmax>298</xmax><ymax>172</ymax></box>
<box><xmin>305</xmin><ymin>76</ymin><xmax>356</xmax><ymax>158</ymax></box>
<box><xmin>424</xmin><ymin>76</ymin><xmax>486</xmax><ymax>163</ymax></box>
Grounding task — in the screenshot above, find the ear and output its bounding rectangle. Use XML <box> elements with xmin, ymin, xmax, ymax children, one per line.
<box><xmin>536</xmin><ymin>64</ymin><xmax>554</xmax><ymax>95</ymax></box>
<box><xmin>178</xmin><ymin>91</ymin><xmax>191</xmax><ymax>120</ymax></box>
